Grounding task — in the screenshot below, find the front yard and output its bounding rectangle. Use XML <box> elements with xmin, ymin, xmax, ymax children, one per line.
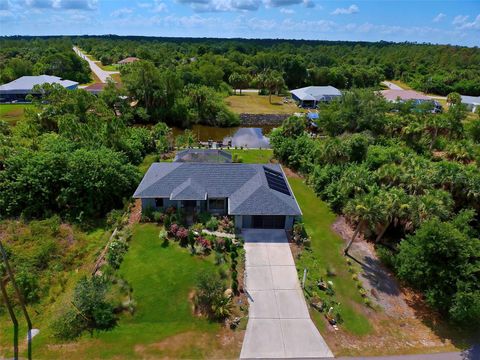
<box><xmin>30</xmin><ymin>223</ymin><xmax>244</xmax><ymax>359</ymax></box>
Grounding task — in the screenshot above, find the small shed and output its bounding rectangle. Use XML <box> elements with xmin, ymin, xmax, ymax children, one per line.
<box><xmin>117</xmin><ymin>57</ymin><xmax>140</xmax><ymax>65</ymax></box>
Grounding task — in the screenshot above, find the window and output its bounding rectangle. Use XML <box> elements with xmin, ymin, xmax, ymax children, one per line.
<box><xmin>155</xmin><ymin>198</ymin><xmax>164</xmax><ymax>208</ymax></box>
<box><xmin>209</xmin><ymin>198</ymin><xmax>225</xmax><ymax>211</ymax></box>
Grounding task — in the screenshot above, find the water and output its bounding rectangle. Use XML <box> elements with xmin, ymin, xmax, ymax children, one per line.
<box><xmin>172</xmin><ymin>125</ymin><xmax>274</xmax><ymax>149</ymax></box>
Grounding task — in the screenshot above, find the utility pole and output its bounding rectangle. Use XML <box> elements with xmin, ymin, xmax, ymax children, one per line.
<box><xmin>0</xmin><ymin>240</ymin><xmax>33</xmax><ymax>360</ymax></box>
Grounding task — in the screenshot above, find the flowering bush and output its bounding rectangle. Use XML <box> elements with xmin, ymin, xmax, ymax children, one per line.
<box><xmin>166</xmin><ymin>206</ymin><xmax>177</xmax><ymax>215</ymax></box>
<box><xmin>219</xmin><ymin>216</ymin><xmax>234</xmax><ymax>233</ymax></box>
<box><xmin>196</xmin><ymin>236</ymin><xmax>211</xmax><ymax>251</ymax></box>
<box><xmin>214</xmin><ymin>237</ymin><xmax>226</xmax><ymax>252</ymax></box>
<box><xmin>169</xmin><ymin>223</ymin><xmax>179</xmax><ymax>236</ymax></box>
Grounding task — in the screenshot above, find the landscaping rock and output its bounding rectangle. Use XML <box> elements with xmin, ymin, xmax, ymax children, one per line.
<box><xmin>240</xmin><ymin>113</ymin><xmax>290</xmax><ymax>126</ymax></box>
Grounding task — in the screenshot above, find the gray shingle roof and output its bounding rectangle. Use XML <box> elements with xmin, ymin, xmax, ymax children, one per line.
<box><xmin>133</xmin><ymin>163</ymin><xmax>302</xmax><ymax>216</ymax></box>
<box><xmin>461</xmin><ymin>95</ymin><xmax>480</xmax><ymax>105</ymax></box>
<box><xmin>170</xmin><ymin>178</ymin><xmax>207</xmax><ymax>200</ymax></box>
<box><xmin>0</xmin><ymin>75</ymin><xmax>78</xmax><ymax>94</ymax></box>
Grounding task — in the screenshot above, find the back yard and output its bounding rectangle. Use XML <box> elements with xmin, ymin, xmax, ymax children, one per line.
<box><xmin>0</xmin><ymin>104</ymin><xmax>31</xmax><ymax>125</ymax></box>
<box><xmin>225</xmin><ymin>93</ymin><xmax>299</xmax><ymax>114</ymax></box>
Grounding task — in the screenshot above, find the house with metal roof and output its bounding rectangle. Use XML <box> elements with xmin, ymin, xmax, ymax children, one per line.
<box><xmin>290</xmin><ymin>86</ymin><xmax>341</xmax><ymax>108</ymax></box>
<box><xmin>0</xmin><ymin>75</ymin><xmax>78</xmax><ymax>103</ymax></box>
<box><xmin>461</xmin><ymin>95</ymin><xmax>480</xmax><ymax>113</ymax></box>
<box><xmin>133</xmin><ymin>162</ymin><xmax>302</xmax><ymax>230</ymax></box>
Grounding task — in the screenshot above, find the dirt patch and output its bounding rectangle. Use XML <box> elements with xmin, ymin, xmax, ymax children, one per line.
<box><xmin>128</xmin><ymin>199</ymin><xmax>142</xmax><ymax>225</ymax></box>
<box><xmin>328</xmin><ymin>215</ymin><xmax>466</xmax><ymax>356</ymax></box>
<box><xmin>283</xmin><ymin>166</ymin><xmax>302</xmax><ymax>179</ymax></box>
<box><xmin>134</xmin><ymin>328</ymin><xmax>244</xmax><ymax>359</ymax></box>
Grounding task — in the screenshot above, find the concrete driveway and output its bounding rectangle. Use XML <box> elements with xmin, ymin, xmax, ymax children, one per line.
<box><xmin>240</xmin><ymin>229</ymin><xmax>333</xmax><ymax>359</ymax></box>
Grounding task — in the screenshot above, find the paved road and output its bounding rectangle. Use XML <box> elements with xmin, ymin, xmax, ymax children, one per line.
<box><xmin>240</xmin><ymin>229</ymin><xmax>333</xmax><ymax>359</ymax></box>
<box><xmin>339</xmin><ymin>345</ymin><xmax>479</xmax><ymax>360</ymax></box>
<box><xmin>382</xmin><ymin>81</ymin><xmax>403</xmax><ymax>90</ymax></box>
<box><xmin>73</xmin><ymin>46</ymin><xmax>119</xmax><ymax>83</ymax></box>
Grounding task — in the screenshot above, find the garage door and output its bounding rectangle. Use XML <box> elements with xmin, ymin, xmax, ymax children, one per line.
<box><xmin>252</xmin><ymin>216</ymin><xmax>285</xmax><ymax>229</ymax></box>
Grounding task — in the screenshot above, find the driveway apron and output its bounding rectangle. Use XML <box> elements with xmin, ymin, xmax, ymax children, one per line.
<box><xmin>240</xmin><ymin>229</ymin><xmax>333</xmax><ymax>359</ymax></box>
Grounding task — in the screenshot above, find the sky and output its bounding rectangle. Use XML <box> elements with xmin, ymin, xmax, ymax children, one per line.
<box><xmin>0</xmin><ymin>0</ymin><xmax>479</xmax><ymax>46</ymax></box>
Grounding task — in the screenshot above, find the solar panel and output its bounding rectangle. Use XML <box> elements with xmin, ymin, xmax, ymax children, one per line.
<box><xmin>264</xmin><ymin>167</ymin><xmax>291</xmax><ymax>196</ymax></box>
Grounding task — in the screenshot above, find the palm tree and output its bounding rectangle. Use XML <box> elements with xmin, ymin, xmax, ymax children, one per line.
<box><xmin>343</xmin><ymin>189</ymin><xmax>381</xmax><ymax>255</ymax></box>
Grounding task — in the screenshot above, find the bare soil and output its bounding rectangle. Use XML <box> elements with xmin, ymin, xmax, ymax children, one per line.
<box><xmin>128</xmin><ymin>199</ymin><xmax>142</xmax><ymax>225</ymax></box>
<box><xmin>327</xmin><ymin>216</ymin><xmax>471</xmax><ymax>356</ymax></box>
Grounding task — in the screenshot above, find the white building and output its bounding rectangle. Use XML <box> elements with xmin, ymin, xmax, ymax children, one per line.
<box><xmin>461</xmin><ymin>95</ymin><xmax>480</xmax><ymax>113</ymax></box>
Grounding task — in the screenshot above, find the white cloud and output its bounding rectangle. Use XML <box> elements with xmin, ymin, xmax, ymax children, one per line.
<box><xmin>25</xmin><ymin>0</ymin><xmax>98</xmax><ymax>11</ymax></box>
<box><xmin>457</xmin><ymin>14</ymin><xmax>480</xmax><ymax>30</ymax></box>
<box><xmin>432</xmin><ymin>13</ymin><xmax>445</xmax><ymax>23</ymax></box>
<box><xmin>452</xmin><ymin>15</ymin><xmax>469</xmax><ymax>26</ymax></box>
<box><xmin>153</xmin><ymin>0</ymin><xmax>166</xmax><ymax>12</ymax></box>
<box><xmin>280</xmin><ymin>7</ymin><xmax>294</xmax><ymax>14</ymax></box>
<box><xmin>177</xmin><ymin>0</ymin><xmax>262</xmax><ymax>12</ymax></box>
<box><xmin>111</xmin><ymin>7</ymin><xmax>133</xmax><ymax>18</ymax></box>
<box><xmin>137</xmin><ymin>2</ymin><xmax>151</xmax><ymax>8</ymax></box>
<box><xmin>331</xmin><ymin>4</ymin><xmax>358</xmax><ymax>15</ymax></box>
<box><xmin>303</xmin><ymin>0</ymin><xmax>315</xmax><ymax>8</ymax></box>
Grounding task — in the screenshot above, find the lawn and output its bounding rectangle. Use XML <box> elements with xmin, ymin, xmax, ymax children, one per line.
<box><xmin>227</xmin><ymin>149</ymin><xmax>273</xmax><ymax>163</ymax></box>
<box><xmin>288</xmin><ymin>178</ymin><xmax>372</xmax><ymax>336</ymax></box>
<box><xmin>100</xmin><ymin>64</ymin><xmax>118</xmax><ymax>71</ymax></box>
<box><xmin>29</xmin><ymin>224</ymin><xmax>241</xmax><ymax>359</ymax></box>
<box><xmin>225</xmin><ymin>93</ymin><xmax>299</xmax><ymax>114</ymax></box>
<box><xmin>0</xmin><ymin>103</ymin><xmax>32</xmax><ymax>125</ymax></box>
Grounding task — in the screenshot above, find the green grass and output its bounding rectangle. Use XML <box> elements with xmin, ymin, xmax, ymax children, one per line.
<box><xmin>288</xmin><ymin>178</ymin><xmax>373</xmax><ymax>336</ymax></box>
<box><xmin>30</xmin><ymin>224</ymin><xmax>231</xmax><ymax>359</ymax></box>
<box><xmin>227</xmin><ymin>149</ymin><xmax>273</xmax><ymax>163</ymax></box>
<box><xmin>225</xmin><ymin>93</ymin><xmax>300</xmax><ymax>114</ymax></box>
<box><xmin>100</xmin><ymin>64</ymin><xmax>119</xmax><ymax>71</ymax></box>
<box><xmin>138</xmin><ymin>154</ymin><xmax>159</xmax><ymax>174</ymax></box>
<box><xmin>0</xmin><ymin>104</ymin><xmax>32</xmax><ymax>125</ymax></box>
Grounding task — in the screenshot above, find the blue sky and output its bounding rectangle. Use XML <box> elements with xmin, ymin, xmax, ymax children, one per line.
<box><xmin>0</xmin><ymin>0</ymin><xmax>479</xmax><ymax>46</ymax></box>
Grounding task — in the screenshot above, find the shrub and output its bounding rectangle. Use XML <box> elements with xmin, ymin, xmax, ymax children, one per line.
<box><xmin>195</xmin><ymin>272</ymin><xmax>231</xmax><ymax>320</ymax></box>
<box><xmin>53</xmin><ymin>277</ymin><xmax>116</xmax><ymax>339</ymax></box>
<box><xmin>107</xmin><ymin>239</ymin><xmax>129</xmax><ymax>269</ymax></box>
<box><xmin>206</xmin><ymin>216</ymin><xmax>219</xmax><ymax>231</ymax></box>
<box><xmin>152</xmin><ymin>211</ymin><xmax>164</xmax><ymax>223</ymax></box>
<box><xmin>169</xmin><ymin>223</ymin><xmax>179</xmax><ymax>237</ymax></box>
<box><xmin>141</xmin><ymin>206</ymin><xmax>154</xmax><ymax>222</ymax></box>
<box><xmin>15</xmin><ymin>268</ymin><xmax>40</xmax><ymax>304</ymax></box>
<box><xmin>106</xmin><ymin>209</ymin><xmax>124</xmax><ymax>228</ymax></box>
<box><xmin>176</xmin><ymin>226</ymin><xmax>189</xmax><ymax>246</ymax></box>
<box><xmin>159</xmin><ymin>229</ymin><xmax>168</xmax><ymax>245</ymax></box>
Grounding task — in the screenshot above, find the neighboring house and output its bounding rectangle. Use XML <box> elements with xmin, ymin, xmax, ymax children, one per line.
<box><xmin>0</xmin><ymin>75</ymin><xmax>78</xmax><ymax>103</ymax></box>
<box><xmin>380</xmin><ymin>89</ymin><xmax>431</xmax><ymax>102</ymax></box>
<box><xmin>290</xmin><ymin>86</ymin><xmax>341</xmax><ymax>108</ymax></box>
<box><xmin>117</xmin><ymin>57</ymin><xmax>140</xmax><ymax>65</ymax></box>
<box><xmin>380</xmin><ymin>89</ymin><xmax>441</xmax><ymax>112</ymax></box>
<box><xmin>461</xmin><ymin>95</ymin><xmax>480</xmax><ymax>113</ymax></box>
<box><xmin>174</xmin><ymin>149</ymin><xmax>232</xmax><ymax>163</ymax></box>
<box><xmin>133</xmin><ymin>162</ymin><xmax>302</xmax><ymax>230</ymax></box>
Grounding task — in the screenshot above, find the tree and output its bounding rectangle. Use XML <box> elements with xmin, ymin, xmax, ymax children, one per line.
<box><xmin>228</xmin><ymin>72</ymin><xmax>251</xmax><ymax>95</ymax></box>
<box><xmin>343</xmin><ymin>188</ymin><xmax>382</xmax><ymax>255</ymax></box>
<box><xmin>254</xmin><ymin>70</ymin><xmax>285</xmax><ymax>104</ymax></box>
<box><xmin>446</xmin><ymin>92</ymin><xmax>461</xmax><ymax>105</ymax></box>
<box><xmin>396</xmin><ymin>215</ymin><xmax>480</xmax><ymax>324</ymax></box>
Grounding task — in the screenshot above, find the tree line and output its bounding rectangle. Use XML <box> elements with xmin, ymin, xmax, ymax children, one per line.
<box><xmin>270</xmin><ymin>91</ymin><xmax>480</xmax><ymax>325</ymax></box>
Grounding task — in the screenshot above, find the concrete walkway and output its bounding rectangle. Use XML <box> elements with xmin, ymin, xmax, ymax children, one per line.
<box><xmin>240</xmin><ymin>229</ymin><xmax>333</xmax><ymax>359</ymax></box>
<box><xmin>73</xmin><ymin>46</ymin><xmax>119</xmax><ymax>83</ymax></box>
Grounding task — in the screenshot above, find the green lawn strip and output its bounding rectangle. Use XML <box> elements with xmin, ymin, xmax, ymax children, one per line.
<box><xmin>227</xmin><ymin>149</ymin><xmax>273</xmax><ymax>163</ymax></box>
<box><xmin>288</xmin><ymin>178</ymin><xmax>372</xmax><ymax>336</ymax></box>
<box><xmin>138</xmin><ymin>154</ymin><xmax>158</xmax><ymax>174</ymax></box>
<box><xmin>0</xmin><ymin>104</ymin><xmax>32</xmax><ymax>125</ymax></box>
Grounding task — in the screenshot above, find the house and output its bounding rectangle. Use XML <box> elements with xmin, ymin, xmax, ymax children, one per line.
<box><xmin>0</xmin><ymin>75</ymin><xmax>78</xmax><ymax>103</ymax></box>
<box><xmin>290</xmin><ymin>86</ymin><xmax>341</xmax><ymax>108</ymax></box>
<box><xmin>117</xmin><ymin>57</ymin><xmax>140</xmax><ymax>65</ymax></box>
<box><xmin>174</xmin><ymin>149</ymin><xmax>232</xmax><ymax>163</ymax></box>
<box><xmin>380</xmin><ymin>89</ymin><xmax>431</xmax><ymax>102</ymax></box>
<box><xmin>133</xmin><ymin>162</ymin><xmax>302</xmax><ymax>230</ymax></box>
<box><xmin>380</xmin><ymin>89</ymin><xmax>441</xmax><ymax>112</ymax></box>
<box><xmin>461</xmin><ymin>95</ymin><xmax>480</xmax><ymax>113</ymax></box>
